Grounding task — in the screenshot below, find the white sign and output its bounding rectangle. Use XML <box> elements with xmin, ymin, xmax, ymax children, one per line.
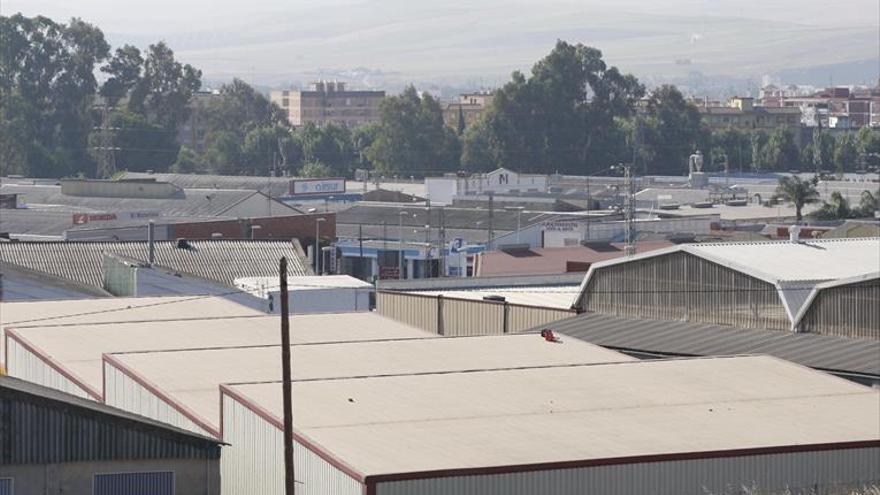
<box><xmin>71</xmin><ymin>211</ymin><xmax>161</xmax><ymax>225</ymax></box>
<box><xmin>543</xmin><ymin>221</ymin><xmax>579</xmax><ymax>232</ymax></box>
<box><xmin>289</xmin><ymin>178</ymin><xmax>346</xmax><ymax>196</ymax></box>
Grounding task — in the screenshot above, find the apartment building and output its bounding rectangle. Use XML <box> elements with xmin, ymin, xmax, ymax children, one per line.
<box><xmin>269</xmin><ymin>81</ymin><xmax>385</xmax><ymax>127</ymax></box>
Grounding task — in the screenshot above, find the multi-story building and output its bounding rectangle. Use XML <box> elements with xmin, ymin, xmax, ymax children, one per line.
<box><xmin>696</xmin><ymin>96</ymin><xmax>802</xmax><ymax>131</ymax></box>
<box><xmin>443</xmin><ymin>91</ymin><xmax>494</xmax><ymax>130</ymax></box>
<box><xmin>269</xmin><ymin>81</ymin><xmax>385</xmax><ymax>127</ymax></box>
<box><xmin>759</xmin><ymin>84</ymin><xmax>880</xmax><ymax>128</ymax></box>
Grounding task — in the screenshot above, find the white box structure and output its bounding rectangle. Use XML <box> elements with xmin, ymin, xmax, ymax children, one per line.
<box><xmin>234</xmin><ymin>275</ymin><xmax>372</xmax><ymax>314</ymax></box>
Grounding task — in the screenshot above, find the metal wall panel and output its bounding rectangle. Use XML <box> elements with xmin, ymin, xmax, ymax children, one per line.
<box><xmin>377</xmin><ymin>291</ymin><xmax>576</xmax><ymax>336</ymax></box>
<box><xmin>582</xmin><ymin>251</ymin><xmax>790</xmax><ymax>331</ymax></box>
<box><xmin>0</xmin><ymin>389</ymin><xmax>219</xmax><ymax>465</ymax></box>
<box><xmin>800</xmin><ymin>279</ymin><xmax>879</xmax><ymax>340</ymax></box>
<box><xmin>221</xmin><ymin>394</ymin><xmax>362</xmax><ymax>495</ymax></box>
<box><xmin>6</xmin><ymin>338</ymin><xmax>93</xmax><ymax>400</ymax></box>
<box><xmin>376</xmin><ymin>447</ymin><xmax>880</xmax><ymax>495</ymax></box>
<box><xmin>376</xmin><ymin>292</ymin><xmax>438</xmax><ymax>333</ymax></box>
<box><xmin>0</xmin><ymin>478</ymin><xmax>11</xmax><ymax>495</ymax></box>
<box><xmin>94</xmin><ymin>471</ymin><xmax>174</xmax><ymax>495</ymax></box>
<box><xmin>103</xmin><ymin>362</ymin><xmax>214</xmax><ymax>437</ymax></box>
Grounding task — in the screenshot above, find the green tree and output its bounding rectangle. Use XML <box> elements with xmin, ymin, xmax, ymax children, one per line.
<box><xmin>352</xmin><ymin>122</ymin><xmax>380</xmax><ymax>170</ymax></box>
<box><xmin>171</xmin><ymin>145</ymin><xmax>205</xmax><ymax>173</ymax></box>
<box><xmin>299</xmin><ymin>160</ymin><xmax>332</xmax><ymax>178</ymax></box>
<box><xmin>775</xmin><ymin>175</ymin><xmax>820</xmax><ymax>222</ymax></box>
<box><xmin>366</xmin><ymin>85</ymin><xmax>460</xmax><ymax>176</ymax></box>
<box><xmin>296</xmin><ymin>122</ymin><xmax>354</xmax><ymax>176</ymax></box>
<box><xmin>814</xmin><ymin>191</ymin><xmax>852</xmax><ymax>220</ymax></box>
<box><xmin>201</xmin><ymin>130</ymin><xmax>242</xmax><ymax>175</ymax></box>
<box><xmin>202</xmin><ymin>78</ymin><xmax>287</xmax><ymax>135</ymax></box>
<box><xmin>833</xmin><ymin>133</ymin><xmax>859</xmax><ymax>174</ymax></box>
<box><xmin>100</xmin><ymin>45</ymin><xmax>142</xmax><ymax>106</ymax></box>
<box><xmin>856</xmin><ymin>189</ymin><xmax>879</xmax><ymax>217</ymax></box>
<box><xmin>0</xmin><ymin>15</ymin><xmax>111</xmax><ymax>177</ymax></box>
<box><xmin>711</xmin><ymin>127</ymin><xmax>751</xmax><ymax>173</ymax></box>
<box><xmin>762</xmin><ymin>128</ymin><xmax>800</xmax><ymax>171</ymax></box>
<box><xmin>750</xmin><ymin>130</ymin><xmax>770</xmax><ymax>172</ymax></box>
<box><xmin>809</xmin><ymin>129</ymin><xmax>835</xmax><ymax>173</ymax></box>
<box><xmin>461</xmin><ymin>116</ymin><xmax>500</xmax><ymax>172</ymax></box>
<box><xmin>128</xmin><ymin>42</ymin><xmax>201</xmax><ymax>131</ymax></box>
<box><xmin>480</xmin><ymin>41</ymin><xmax>643</xmax><ymax>174</ymax></box>
<box><xmin>242</xmin><ymin>124</ymin><xmax>298</xmax><ymax>175</ymax></box>
<box><xmin>638</xmin><ymin>85</ymin><xmax>709</xmax><ymax>175</ymax></box>
<box><xmin>89</xmin><ymin>109</ymin><xmax>179</xmax><ymax>172</ymax></box>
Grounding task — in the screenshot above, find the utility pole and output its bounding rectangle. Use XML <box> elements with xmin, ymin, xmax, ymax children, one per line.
<box><xmin>279</xmin><ymin>257</ymin><xmax>295</xmax><ymax>495</ymax></box>
<box><xmin>93</xmin><ymin>100</ymin><xmax>119</xmax><ymax>179</ymax></box>
<box><xmin>487</xmin><ymin>192</ymin><xmax>495</xmax><ymax>250</ymax></box>
<box><xmin>438</xmin><ymin>206</ymin><xmax>446</xmax><ymax>277</ymax></box>
<box><xmin>621</xmin><ymin>162</ymin><xmax>636</xmax><ymax>256</ymax></box>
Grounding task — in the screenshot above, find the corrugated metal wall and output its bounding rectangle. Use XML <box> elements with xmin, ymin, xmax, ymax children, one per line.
<box><xmin>0</xmin><ymin>388</ymin><xmax>220</xmax><ymax>465</ymax></box>
<box><xmin>376</xmin><ymin>292</ymin><xmax>575</xmax><ymax>336</ymax></box>
<box><xmin>104</xmin><ymin>361</ymin><xmax>215</xmax><ymax>438</ymax></box>
<box><xmin>800</xmin><ymin>279</ymin><xmax>880</xmax><ymax>340</ymax></box>
<box><xmin>6</xmin><ymin>337</ymin><xmax>94</xmax><ymax>400</ymax></box>
<box><xmin>581</xmin><ymin>251</ymin><xmax>790</xmax><ymax>331</ymax></box>
<box><xmin>221</xmin><ymin>394</ymin><xmax>362</xmax><ymax>495</ymax></box>
<box><xmin>376</xmin><ymin>292</ymin><xmax>439</xmax><ymax>334</ymax></box>
<box><xmin>94</xmin><ymin>471</ymin><xmax>174</xmax><ymax>495</ymax></box>
<box><xmin>375</xmin><ymin>447</ymin><xmax>880</xmax><ymax>495</ymax></box>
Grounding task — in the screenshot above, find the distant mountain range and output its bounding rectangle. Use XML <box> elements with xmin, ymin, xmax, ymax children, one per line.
<box><xmin>6</xmin><ymin>0</ymin><xmax>878</xmax><ymax>93</ymax></box>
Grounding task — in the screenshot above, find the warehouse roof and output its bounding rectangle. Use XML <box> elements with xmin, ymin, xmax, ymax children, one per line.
<box><xmin>6</xmin><ymin>312</ymin><xmax>428</xmax><ymax>400</ymax></box>
<box><xmin>106</xmin><ymin>334</ymin><xmax>631</xmax><ymax>435</ymax></box>
<box><xmin>120</xmin><ymin>171</ymin><xmax>292</xmax><ymax>197</ymax></box>
<box><xmin>0</xmin><ymin>375</ymin><xmax>220</xmax><ymax>465</ymax></box>
<box><xmin>337</xmin><ymin>203</ymin><xmax>561</xmax><ymax>232</ymax></box>
<box><xmin>0</xmin><ymin>183</ymin><xmax>298</xmax><ymax>217</ymax></box>
<box><xmin>0</xmin><ymin>261</ymin><xmax>110</xmax><ymax>301</ymax></box>
<box><xmin>223</xmin><ymin>355</ymin><xmax>880</xmax><ymax>480</ymax></box>
<box><xmin>475</xmin><ymin>241</ymin><xmax>673</xmax><ymax>277</ymax></box>
<box><xmin>575</xmin><ymin>237</ymin><xmax>880</xmax><ymax>316</ymax></box>
<box><xmin>791</xmin><ymin>272</ymin><xmax>880</xmax><ymax>331</ymax></box>
<box><xmin>528</xmin><ymin>312</ymin><xmax>880</xmax><ymax>380</ymax></box>
<box><xmin>0</xmin><ymin>238</ymin><xmax>311</xmax><ymax>289</ymax></box>
<box><xmin>406</xmin><ymin>286</ymin><xmax>580</xmax><ymax>309</ymax></box>
<box><xmin>0</xmin><ymin>295</ymin><xmax>263</xmax><ymax>367</ymax></box>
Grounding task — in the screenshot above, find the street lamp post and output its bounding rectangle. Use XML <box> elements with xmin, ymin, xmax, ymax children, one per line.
<box><xmin>505</xmin><ymin>206</ymin><xmax>525</xmax><ymax>243</ymax></box>
<box><xmin>398</xmin><ymin>211</ymin><xmax>408</xmax><ymax>280</ymax></box>
<box><xmin>315</xmin><ymin>217</ymin><xmax>326</xmax><ymax>275</ymax></box>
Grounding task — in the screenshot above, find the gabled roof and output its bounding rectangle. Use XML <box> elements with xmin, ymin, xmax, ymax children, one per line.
<box><xmin>1</xmin><ymin>183</ymin><xmax>299</xmax><ymax>217</ymax></box>
<box><xmin>0</xmin><ymin>374</ymin><xmax>221</xmax><ymax>448</ymax></box>
<box><xmin>119</xmin><ymin>171</ymin><xmax>292</xmax><ymax>197</ymax></box>
<box><xmin>0</xmin><ymin>261</ymin><xmax>111</xmax><ymax>301</ymax></box>
<box><xmin>791</xmin><ymin>272</ymin><xmax>880</xmax><ymax>331</ymax></box>
<box><xmin>527</xmin><ymin>312</ymin><xmax>880</xmax><ymax>380</ymax></box>
<box><xmin>0</xmin><ymin>239</ymin><xmax>311</xmax><ymax>289</ymax></box>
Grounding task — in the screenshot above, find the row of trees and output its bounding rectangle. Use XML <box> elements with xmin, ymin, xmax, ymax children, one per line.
<box><xmin>2</xmin><ymin>15</ymin><xmax>879</xmax><ymax>179</ymax></box>
<box><xmin>774</xmin><ymin>175</ymin><xmax>878</xmax><ymax>222</ymax></box>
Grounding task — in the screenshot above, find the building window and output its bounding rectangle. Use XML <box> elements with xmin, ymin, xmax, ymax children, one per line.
<box><xmin>93</xmin><ymin>472</ymin><xmax>174</xmax><ymax>495</ymax></box>
<box><xmin>0</xmin><ymin>478</ymin><xmax>12</xmax><ymax>495</ymax></box>
<box><xmin>282</xmin><ymin>98</ymin><xmax>289</xmax><ymax>107</ymax></box>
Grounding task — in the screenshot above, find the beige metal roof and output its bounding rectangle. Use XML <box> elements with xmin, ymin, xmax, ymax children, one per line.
<box><xmin>226</xmin><ymin>355</ymin><xmax>880</xmax><ymax>477</ymax></box>
<box><xmin>7</xmin><ymin>312</ymin><xmax>428</xmax><ymax>397</ymax></box>
<box><xmin>411</xmin><ymin>287</ymin><xmax>579</xmax><ymax>309</ymax></box>
<box><xmin>684</xmin><ymin>238</ymin><xmax>880</xmax><ymax>283</ymax></box>
<box><xmin>108</xmin><ymin>334</ymin><xmax>631</xmax><ymax>429</ymax></box>
<box><xmin>0</xmin><ymin>296</ymin><xmax>264</xmax><ymax>366</ymax></box>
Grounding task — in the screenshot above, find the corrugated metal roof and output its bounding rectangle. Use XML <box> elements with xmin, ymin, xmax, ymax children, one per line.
<box><xmin>528</xmin><ymin>312</ymin><xmax>880</xmax><ymax>378</ymax></box>
<box><xmin>120</xmin><ymin>172</ymin><xmax>292</xmax><ymax>197</ymax></box>
<box><xmin>226</xmin><ymin>355</ymin><xmax>880</xmax><ymax>477</ymax></box>
<box><xmin>476</xmin><ymin>241</ymin><xmax>673</xmax><ymax>277</ymax></box>
<box><xmin>1</xmin><ymin>183</ymin><xmax>298</xmax><ymax>217</ymax></box>
<box><xmin>337</xmin><ymin>203</ymin><xmax>562</xmax><ymax>232</ymax></box>
<box><xmin>0</xmin><ymin>239</ymin><xmax>311</xmax><ymax>289</ymax></box>
<box><xmin>378</xmin><ymin>273</ymin><xmax>586</xmax><ymax>291</ymax></box>
<box><xmin>0</xmin><ymin>374</ymin><xmax>220</xmax><ymax>465</ymax></box>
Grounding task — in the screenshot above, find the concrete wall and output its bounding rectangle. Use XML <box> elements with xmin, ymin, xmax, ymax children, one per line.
<box><xmin>0</xmin><ymin>458</ymin><xmax>219</xmax><ymax>495</ymax></box>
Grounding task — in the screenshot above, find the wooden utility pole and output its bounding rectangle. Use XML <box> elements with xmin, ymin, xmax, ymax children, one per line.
<box><xmin>279</xmin><ymin>257</ymin><xmax>295</xmax><ymax>495</ymax></box>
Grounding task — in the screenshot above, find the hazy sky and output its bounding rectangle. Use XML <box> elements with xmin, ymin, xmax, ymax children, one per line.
<box><xmin>4</xmin><ymin>0</ymin><xmax>878</xmax><ymax>89</ymax></box>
